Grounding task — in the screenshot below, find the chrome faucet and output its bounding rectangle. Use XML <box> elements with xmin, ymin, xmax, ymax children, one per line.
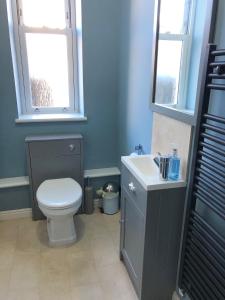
<box><xmin>153</xmin><ymin>152</ymin><xmax>170</xmax><ymax>181</ymax></box>
<box><xmin>153</xmin><ymin>152</ymin><xmax>161</xmax><ymax>167</ymax></box>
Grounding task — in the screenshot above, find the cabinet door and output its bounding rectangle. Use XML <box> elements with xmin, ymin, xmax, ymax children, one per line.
<box><xmin>121</xmin><ymin>188</ymin><xmax>145</xmax><ymax>295</ymax></box>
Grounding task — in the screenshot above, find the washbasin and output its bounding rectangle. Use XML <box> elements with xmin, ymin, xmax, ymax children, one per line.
<box><xmin>127</xmin><ymin>155</ymin><xmax>158</xmax><ymax>177</ymax></box>
<box><xmin>121</xmin><ymin>154</ymin><xmax>186</xmax><ymax>191</ymax></box>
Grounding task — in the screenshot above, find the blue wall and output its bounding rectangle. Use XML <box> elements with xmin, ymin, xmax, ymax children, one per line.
<box><xmin>0</xmin><ymin>0</ymin><xmax>122</xmax><ymax>210</ymax></box>
<box><xmin>118</xmin><ymin>0</ymin><xmax>154</xmax><ymax>158</ymax></box>
<box><xmin>0</xmin><ymin>0</ymin><xmax>120</xmax><ymax>179</ymax></box>
<box><xmin>0</xmin><ymin>0</ymin><xmax>158</xmax><ymax>211</ymax></box>
<box><xmin>2</xmin><ymin>0</ymin><xmax>225</xmax><ymax>212</ymax></box>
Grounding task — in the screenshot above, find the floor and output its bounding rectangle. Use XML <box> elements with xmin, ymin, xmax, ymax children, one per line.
<box><xmin>0</xmin><ymin>209</ymin><xmax>138</xmax><ymax>300</ymax></box>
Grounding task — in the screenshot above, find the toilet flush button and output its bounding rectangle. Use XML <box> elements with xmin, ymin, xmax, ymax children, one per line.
<box><xmin>69</xmin><ymin>144</ymin><xmax>75</xmax><ymax>151</ymax></box>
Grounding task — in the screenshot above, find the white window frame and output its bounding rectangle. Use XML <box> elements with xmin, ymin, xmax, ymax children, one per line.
<box><xmin>158</xmin><ymin>0</ymin><xmax>196</xmax><ymax>109</ymax></box>
<box><xmin>7</xmin><ymin>0</ymin><xmax>85</xmax><ymax>120</ymax></box>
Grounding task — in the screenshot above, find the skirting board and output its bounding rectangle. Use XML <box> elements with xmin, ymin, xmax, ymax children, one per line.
<box><xmin>0</xmin><ymin>208</ymin><xmax>32</xmax><ymax>221</ymax></box>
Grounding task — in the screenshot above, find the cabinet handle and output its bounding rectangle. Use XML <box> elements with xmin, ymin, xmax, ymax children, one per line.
<box><xmin>128</xmin><ymin>182</ymin><xmax>136</xmax><ymax>192</ymax></box>
<box><xmin>69</xmin><ymin>144</ymin><xmax>75</xmax><ymax>151</ymax></box>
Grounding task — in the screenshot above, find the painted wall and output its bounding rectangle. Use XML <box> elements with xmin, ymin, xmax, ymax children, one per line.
<box><xmin>0</xmin><ymin>0</ymin><xmax>120</xmax><ymax>179</ymax></box>
<box><xmin>118</xmin><ymin>0</ymin><xmax>154</xmax><ymax>158</ymax></box>
<box><xmin>0</xmin><ymin>0</ymin><xmax>121</xmax><ymax>210</ymax></box>
<box><xmin>0</xmin><ymin>0</ymin><xmax>158</xmax><ymax>211</ymax></box>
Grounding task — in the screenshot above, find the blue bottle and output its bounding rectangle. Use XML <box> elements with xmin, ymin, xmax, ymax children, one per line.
<box><xmin>168</xmin><ymin>148</ymin><xmax>180</xmax><ymax>181</ymax></box>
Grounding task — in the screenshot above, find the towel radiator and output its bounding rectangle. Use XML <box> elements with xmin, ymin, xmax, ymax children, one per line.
<box><xmin>178</xmin><ymin>44</ymin><xmax>225</xmax><ymax>300</ymax></box>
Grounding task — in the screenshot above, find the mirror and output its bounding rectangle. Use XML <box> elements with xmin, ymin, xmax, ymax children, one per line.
<box><xmin>151</xmin><ymin>0</ymin><xmax>218</xmax><ymax>125</ymax></box>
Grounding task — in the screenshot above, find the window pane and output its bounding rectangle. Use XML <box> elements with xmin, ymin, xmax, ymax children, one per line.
<box><xmin>26</xmin><ymin>33</ymin><xmax>70</xmax><ymax>108</ymax></box>
<box><xmin>159</xmin><ymin>0</ymin><xmax>191</xmax><ymax>34</ymax></box>
<box><xmin>21</xmin><ymin>0</ymin><xmax>66</xmax><ymax>29</ymax></box>
<box><xmin>155</xmin><ymin>40</ymin><xmax>182</xmax><ymax>105</ymax></box>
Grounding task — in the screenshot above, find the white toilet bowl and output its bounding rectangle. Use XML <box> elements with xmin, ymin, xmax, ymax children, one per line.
<box><xmin>36</xmin><ymin>178</ymin><xmax>82</xmax><ymax>247</ymax></box>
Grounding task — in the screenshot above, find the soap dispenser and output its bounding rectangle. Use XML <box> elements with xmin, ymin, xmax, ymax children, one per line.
<box><xmin>168</xmin><ymin>147</ymin><xmax>180</xmax><ymax>181</ymax></box>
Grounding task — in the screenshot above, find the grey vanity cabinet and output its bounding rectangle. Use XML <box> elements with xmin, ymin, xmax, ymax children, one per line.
<box><xmin>120</xmin><ymin>164</ymin><xmax>186</xmax><ymax>300</ymax></box>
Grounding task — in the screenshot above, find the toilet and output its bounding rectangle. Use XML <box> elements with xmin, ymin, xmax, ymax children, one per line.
<box><xmin>36</xmin><ymin>177</ymin><xmax>82</xmax><ymax>247</ymax></box>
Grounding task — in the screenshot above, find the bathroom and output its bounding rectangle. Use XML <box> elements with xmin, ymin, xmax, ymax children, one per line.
<box><xmin>0</xmin><ymin>0</ymin><xmax>225</xmax><ymax>299</ymax></box>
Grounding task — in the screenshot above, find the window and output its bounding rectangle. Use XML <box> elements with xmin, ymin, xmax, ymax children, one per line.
<box><xmin>7</xmin><ymin>0</ymin><xmax>84</xmax><ymax>121</ymax></box>
<box><xmin>154</xmin><ymin>0</ymin><xmax>194</xmax><ymax>109</ymax></box>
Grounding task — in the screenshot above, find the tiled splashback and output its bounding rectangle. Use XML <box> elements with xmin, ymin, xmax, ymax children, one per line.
<box><xmin>151</xmin><ymin>112</ymin><xmax>192</xmax><ymax>180</ymax></box>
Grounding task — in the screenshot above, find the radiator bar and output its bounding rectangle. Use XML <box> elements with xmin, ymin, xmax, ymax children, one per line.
<box><xmin>187</xmin><ymin>229</ymin><xmax>225</xmax><ymax>278</ymax></box>
<box><xmin>193</xmin><ymin>191</ymin><xmax>225</xmax><ymax>220</ymax></box>
<box><xmin>202</xmin><ymin>122</ymin><xmax>225</xmax><ymax>136</ymax></box>
<box><xmin>198</xmin><ymin>149</ymin><xmax>225</xmax><ymax>168</ymax></box>
<box><xmin>188</xmin><ymin>222</ymin><xmax>225</xmax><ymax>268</ymax></box>
<box><xmin>195</xmin><ymin>175</ymin><xmax>225</xmax><ymax>199</ymax></box>
<box><xmin>211</xmin><ymin>49</ymin><xmax>225</xmax><ymax>56</ymax></box>
<box><xmin>186</xmin><ymin>239</ymin><xmax>225</xmax><ymax>296</ymax></box>
<box><xmin>192</xmin><ymin>211</ymin><xmax>225</xmax><ymax>247</ymax></box>
<box><xmin>196</xmin><ymin>166</ymin><xmax>225</xmax><ymax>190</ymax></box>
<box><xmin>185</xmin><ymin>251</ymin><xmax>223</xmax><ymax>299</ymax></box>
<box><xmin>196</xmin><ymin>158</ymin><xmax>225</xmax><ymax>180</ymax></box>
<box><xmin>190</xmin><ymin>214</ymin><xmax>225</xmax><ymax>259</ymax></box>
<box><xmin>203</xmin><ymin>113</ymin><xmax>225</xmax><ymax>124</ymax></box>
<box><xmin>199</xmin><ymin>140</ymin><xmax>225</xmax><ymax>157</ymax></box>
<box><xmin>183</xmin><ymin>262</ymin><xmax>216</xmax><ymax>300</ymax></box>
<box><xmin>207</xmin><ymin>83</ymin><xmax>225</xmax><ymax>90</ymax></box>
<box><xmin>182</xmin><ymin>279</ymin><xmax>202</xmax><ymax>300</ymax></box>
<box><xmin>183</xmin><ymin>269</ymin><xmax>208</xmax><ymax>300</ymax></box>
<box><xmin>195</xmin><ymin>183</ymin><xmax>225</xmax><ymax>210</ymax></box>
<box><xmin>186</xmin><ymin>243</ymin><xmax>225</xmax><ymax>298</ymax></box>
<box><xmin>201</xmin><ymin>132</ymin><xmax>225</xmax><ymax>147</ymax></box>
<box><xmin>208</xmin><ymin>73</ymin><xmax>225</xmax><ymax>79</ymax></box>
<box><xmin>209</xmin><ymin>61</ymin><xmax>225</xmax><ymax>67</ymax></box>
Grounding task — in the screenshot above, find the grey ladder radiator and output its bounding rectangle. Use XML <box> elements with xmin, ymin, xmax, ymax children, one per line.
<box><xmin>178</xmin><ymin>44</ymin><xmax>225</xmax><ymax>300</ymax></box>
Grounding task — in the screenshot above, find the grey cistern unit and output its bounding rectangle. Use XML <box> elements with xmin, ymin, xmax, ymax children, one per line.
<box><xmin>120</xmin><ymin>163</ymin><xmax>186</xmax><ymax>300</ymax></box>
<box><xmin>26</xmin><ymin>134</ymin><xmax>84</xmax><ymax>220</ymax></box>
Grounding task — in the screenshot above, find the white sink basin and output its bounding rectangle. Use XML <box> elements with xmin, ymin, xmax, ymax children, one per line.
<box><xmin>121</xmin><ymin>154</ymin><xmax>186</xmax><ymax>191</ymax></box>
<box><xmin>127</xmin><ymin>155</ymin><xmax>158</xmax><ymax>177</ymax></box>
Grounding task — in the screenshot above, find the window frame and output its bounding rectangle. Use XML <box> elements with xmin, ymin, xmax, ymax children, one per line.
<box><xmin>8</xmin><ymin>0</ymin><xmax>84</xmax><ymax>119</ymax></box>
<box><xmin>156</xmin><ymin>0</ymin><xmax>195</xmax><ymax>110</ymax></box>
<box><xmin>149</xmin><ymin>0</ymin><xmax>218</xmax><ymax>126</ymax></box>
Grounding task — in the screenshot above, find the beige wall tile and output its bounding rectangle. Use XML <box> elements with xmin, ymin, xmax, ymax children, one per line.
<box><xmin>151</xmin><ymin>112</ymin><xmax>192</xmax><ymax>180</ymax></box>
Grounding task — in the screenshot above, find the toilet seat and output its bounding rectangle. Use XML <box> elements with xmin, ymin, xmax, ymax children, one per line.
<box><xmin>37</xmin><ymin>178</ymin><xmax>82</xmax><ymax>210</ymax></box>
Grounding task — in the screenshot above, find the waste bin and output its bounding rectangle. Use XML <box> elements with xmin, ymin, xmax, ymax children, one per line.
<box><xmin>103</xmin><ymin>192</ymin><xmax>119</xmax><ymax>215</ymax></box>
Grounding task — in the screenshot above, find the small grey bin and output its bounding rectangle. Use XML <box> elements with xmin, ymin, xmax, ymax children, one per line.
<box><xmin>103</xmin><ymin>192</ymin><xmax>119</xmax><ymax>215</ymax></box>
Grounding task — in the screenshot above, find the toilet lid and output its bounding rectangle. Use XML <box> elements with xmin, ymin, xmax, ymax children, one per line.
<box><xmin>36</xmin><ymin>178</ymin><xmax>82</xmax><ymax>209</ymax></box>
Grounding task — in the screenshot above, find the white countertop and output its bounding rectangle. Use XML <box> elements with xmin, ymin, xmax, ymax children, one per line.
<box><xmin>121</xmin><ymin>154</ymin><xmax>186</xmax><ymax>191</ymax></box>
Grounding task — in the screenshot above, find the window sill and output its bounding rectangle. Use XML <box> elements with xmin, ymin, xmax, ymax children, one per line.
<box><xmin>15</xmin><ymin>113</ymin><xmax>87</xmax><ymax>124</ymax></box>
<box><xmin>150</xmin><ymin>103</ymin><xmax>196</xmax><ymax>125</ymax></box>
